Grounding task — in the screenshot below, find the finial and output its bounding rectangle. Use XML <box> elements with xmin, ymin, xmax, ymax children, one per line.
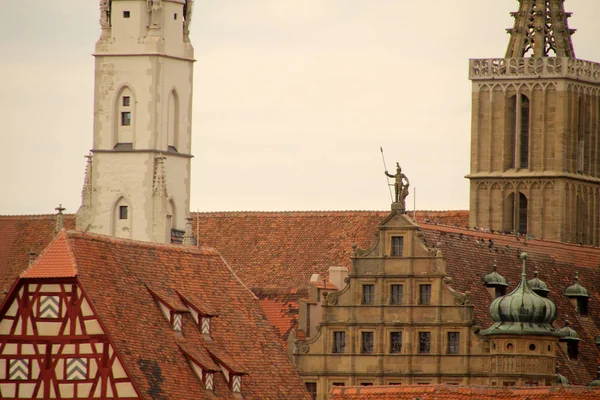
<box><xmin>575</xmin><ymin>272</ymin><xmax>579</xmax><ymax>282</ymax></box>
<box><xmin>565</xmin><ymin>315</ymin><xmax>570</xmax><ymax>327</ymax></box>
<box><xmin>493</xmin><ymin>259</ymin><xmax>497</xmax><ymax>271</ymax></box>
<box><xmin>534</xmin><ymin>270</ymin><xmax>538</xmax><ymax>277</ymax></box>
<box><xmin>520</xmin><ymin>252</ymin><xmax>527</xmax><ymax>279</ymax></box>
<box><xmin>54</xmin><ymin>204</ymin><xmax>66</xmax><ymax>234</ymax></box>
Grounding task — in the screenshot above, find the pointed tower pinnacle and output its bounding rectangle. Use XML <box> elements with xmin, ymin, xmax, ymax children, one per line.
<box><xmin>81</xmin><ymin>153</ymin><xmax>93</xmax><ymax>206</ymax></box>
<box><xmin>182</xmin><ymin>215</ymin><xmax>196</xmax><ymax>246</ymax></box>
<box><xmin>505</xmin><ymin>0</ymin><xmax>576</xmax><ymax>58</ymax></box>
<box><xmin>54</xmin><ymin>204</ymin><xmax>66</xmax><ymax>234</ymax></box>
<box><xmin>153</xmin><ymin>156</ymin><xmax>168</xmax><ymax>197</ymax></box>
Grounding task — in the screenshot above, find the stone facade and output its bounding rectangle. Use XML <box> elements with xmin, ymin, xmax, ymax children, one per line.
<box><xmin>466</xmin><ymin>1</ymin><xmax>600</xmax><ymax>245</ymax></box>
<box><xmin>76</xmin><ymin>0</ymin><xmax>195</xmax><ymax>243</ymax></box>
<box><xmin>291</xmin><ymin>208</ymin><xmax>559</xmax><ymax>400</ymax></box>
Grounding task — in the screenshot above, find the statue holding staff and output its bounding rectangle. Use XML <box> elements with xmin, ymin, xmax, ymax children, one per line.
<box><xmin>385</xmin><ymin>163</ymin><xmax>410</xmax><ymax>210</ymax></box>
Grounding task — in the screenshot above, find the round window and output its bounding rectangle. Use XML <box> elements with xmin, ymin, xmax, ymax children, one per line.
<box><xmin>548</xmin><ymin>344</ymin><xmax>552</xmax><ymax>352</ymax></box>
<box><xmin>529</xmin><ymin>343</ymin><xmax>536</xmax><ymax>351</ymax></box>
<box><xmin>506</xmin><ymin>343</ymin><xmax>514</xmax><ymax>351</ymax></box>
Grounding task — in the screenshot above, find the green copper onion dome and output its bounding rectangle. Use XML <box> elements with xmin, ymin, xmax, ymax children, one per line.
<box><xmin>556</xmin><ymin>366</ymin><xmax>569</xmax><ymax>386</ymax></box>
<box><xmin>558</xmin><ymin>317</ymin><xmax>581</xmax><ymax>342</ymax></box>
<box><xmin>565</xmin><ymin>272</ymin><xmax>589</xmax><ymax>298</ymax></box>
<box><xmin>481</xmin><ymin>253</ymin><xmax>558</xmax><ymax>336</ymax></box>
<box><xmin>527</xmin><ymin>271</ymin><xmax>550</xmax><ymax>297</ymax></box>
<box><xmin>482</xmin><ymin>261</ymin><xmax>509</xmax><ymax>288</ymax></box>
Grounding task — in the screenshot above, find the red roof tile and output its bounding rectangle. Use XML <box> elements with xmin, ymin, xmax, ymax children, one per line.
<box><xmin>330</xmin><ymin>385</ymin><xmax>600</xmax><ymax>399</ymax></box>
<box><xmin>21</xmin><ymin>230</ymin><xmax>77</xmax><ymax>278</ymax></box>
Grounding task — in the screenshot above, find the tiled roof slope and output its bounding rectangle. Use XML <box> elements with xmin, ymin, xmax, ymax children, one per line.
<box><xmin>194</xmin><ymin>210</ymin><xmax>468</xmax><ymax>290</ymax></box>
<box><xmin>330</xmin><ymin>385</ymin><xmax>600</xmax><ymax>399</ymax></box>
<box><xmin>0</xmin><ymin>214</ymin><xmax>76</xmax><ymax>302</ymax></box>
<box><xmin>63</xmin><ymin>231</ymin><xmax>310</xmax><ymax>400</ymax></box>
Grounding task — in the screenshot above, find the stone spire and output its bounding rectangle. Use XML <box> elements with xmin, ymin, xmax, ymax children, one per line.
<box><xmin>54</xmin><ymin>204</ymin><xmax>66</xmax><ymax>234</ymax></box>
<box><xmin>505</xmin><ymin>0</ymin><xmax>576</xmax><ymax>58</ymax></box>
<box><xmin>81</xmin><ymin>153</ymin><xmax>93</xmax><ymax>207</ymax></box>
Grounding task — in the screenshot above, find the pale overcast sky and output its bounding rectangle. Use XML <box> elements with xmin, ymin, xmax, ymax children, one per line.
<box><xmin>1</xmin><ymin>1</ymin><xmax>599</xmax><ymax>215</ymax></box>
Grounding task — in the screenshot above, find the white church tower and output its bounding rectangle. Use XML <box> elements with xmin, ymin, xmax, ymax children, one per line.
<box><xmin>77</xmin><ymin>0</ymin><xmax>195</xmax><ymax>243</ymax></box>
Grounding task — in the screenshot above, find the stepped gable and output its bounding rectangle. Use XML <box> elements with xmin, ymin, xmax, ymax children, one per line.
<box><xmin>3</xmin><ymin>230</ymin><xmax>309</xmax><ymax>399</ymax></box>
<box><xmin>330</xmin><ymin>385</ymin><xmax>600</xmax><ymax>399</ymax></box>
<box><xmin>0</xmin><ymin>214</ymin><xmax>76</xmax><ymax>302</ymax></box>
<box><xmin>419</xmin><ymin>223</ymin><xmax>600</xmax><ymax>384</ymax></box>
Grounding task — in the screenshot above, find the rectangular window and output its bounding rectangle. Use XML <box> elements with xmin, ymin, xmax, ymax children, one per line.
<box><xmin>332</xmin><ymin>382</ymin><xmax>345</xmax><ymax>387</ymax></box>
<box><xmin>391</xmin><ymin>236</ymin><xmax>404</xmax><ymax>256</ymax></box>
<box><xmin>361</xmin><ymin>332</ymin><xmax>374</xmax><ymax>353</ymax></box>
<box><xmin>360</xmin><ymin>382</ymin><xmax>373</xmax><ymax>386</ymax></box>
<box><xmin>121</xmin><ymin>111</ymin><xmax>131</xmax><ymax>126</ymax></box>
<box><xmin>418</xmin><ymin>332</ymin><xmax>431</xmax><ymax>354</ymax></box>
<box><xmin>122</xmin><ymin>96</ymin><xmax>130</xmax><ymax>107</ymax></box>
<box><xmin>419</xmin><ymin>284</ymin><xmax>432</xmax><ymax>305</ymax></box>
<box><xmin>305</xmin><ymin>382</ymin><xmax>317</xmax><ymax>400</ymax></box>
<box><xmin>362</xmin><ymin>284</ymin><xmax>374</xmax><ymax>305</ymax></box>
<box><xmin>390</xmin><ymin>284</ymin><xmax>403</xmax><ymax>304</ymax></box>
<box><xmin>174</xmin><ymin>13</ymin><xmax>178</xmax><ymax>20</ymax></box>
<box><xmin>447</xmin><ymin>332</ymin><xmax>460</xmax><ymax>354</ymax></box>
<box><xmin>119</xmin><ymin>205</ymin><xmax>128</xmax><ymax>220</ymax></box>
<box><xmin>524</xmin><ymin>381</ymin><xmax>538</xmax><ymax>387</ymax></box>
<box><xmin>390</xmin><ymin>332</ymin><xmax>402</xmax><ymax>353</ymax></box>
<box><xmin>503</xmin><ymin>382</ymin><xmax>516</xmax><ymax>387</ymax></box>
<box><xmin>333</xmin><ymin>331</ymin><xmax>346</xmax><ymax>353</ymax></box>
<box><xmin>123</xmin><ymin>11</ymin><xmax>130</xmax><ymax>18</ymax></box>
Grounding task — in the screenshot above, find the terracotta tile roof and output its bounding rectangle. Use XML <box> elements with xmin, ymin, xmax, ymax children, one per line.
<box><xmin>20</xmin><ymin>230</ymin><xmax>78</xmax><ymax>278</ymax></box>
<box><xmin>256</xmin><ymin>289</ymin><xmax>307</xmax><ymax>348</ymax></box>
<box><xmin>194</xmin><ymin>211</ymin><xmax>600</xmax><ymax>385</ymax></box>
<box><xmin>330</xmin><ymin>385</ymin><xmax>600</xmax><ymax>399</ymax></box>
<box><xmin>0</xmin><ymin>214</ymin><xmax>76</xmax><ymax>302</ymax></box>
<box><xmin>12</xmin><ymin>230</ymin><xmax>310</xmax><ymax>400</ymax></box>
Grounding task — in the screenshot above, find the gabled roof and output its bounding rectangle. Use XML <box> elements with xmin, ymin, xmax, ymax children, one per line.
<box><xmin>3</xmin><ymin>230</ymin><xmax>310</xmax><ymax>399</ymax></box>
<box><xmin>21</xmin><ymin>230</ymin><xmax>78</xmax><ymax>278</ymax></box>
<box><xmin>330</xmin><ymin>385</ymin><xmax>600</xmax><ymax>399</ymax></box>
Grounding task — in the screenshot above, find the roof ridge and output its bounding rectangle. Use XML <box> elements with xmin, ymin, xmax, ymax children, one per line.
<box><xmin>0</xmin><ymin>214</ymin><xmax>76</xmax><ymax>220</ymax></box>
<box><xmin>66</xmin><ymin>230</ymin><xmax>220</xmax><ymax>255</ymax></box>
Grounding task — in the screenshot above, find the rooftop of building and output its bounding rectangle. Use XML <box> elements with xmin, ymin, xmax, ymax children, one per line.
<box><xmin>1</xmin><ymin>228</ymin><xmax>310</xmax><ymax>399</ymax></box>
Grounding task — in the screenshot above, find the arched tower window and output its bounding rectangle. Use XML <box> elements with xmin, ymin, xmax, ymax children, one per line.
<box><xmin>114</xmin><ymin>86</ymin><xmax>134</xmax><ymax>149</ymax></box>
<box><xmin>576</xmin><ymin>97</ymin><xmax>589</xmax><ymax>174</ymax></box>
<box><xmin>503</xmin><ymin>192</ymin><xmax>528</xmax><ymax>235</ymax></box>
<box><xmin>506</xmin><ymin>94</ymin><xmax>530</xmax><ymax>170</ymax></box>
<box><xmin>112</xmin><ymin>196</ymin><xmax>132</xmax><ymax>239</ymax></box>
<box><xmin>167</xmin><ymin>90</ymin><xmax>179</xmax><ymax>153</ymax></box>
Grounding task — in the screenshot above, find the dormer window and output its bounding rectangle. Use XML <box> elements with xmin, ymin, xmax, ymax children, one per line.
<box><xmin>178</xmin><ymin>344</ymin><xmax>220</xmax><ymax>392</ymax></box>
<box><xmin>391</xmin><ymin>236</ymin><xmax>404</xmax><ymax>256</ymax></box>
<box><xmin>147</xmin><ymin>286</ymin><xmax>189</xmax><ymax>332</ymax></box>
<box><xmin>207</xmin><ymin>348</ymin><xmax>247</xmax><ymax>396</ymax></box>
<box><xmin>176</xmin><ymin>291</ymin><xmax>219</xmax><ymax>338</ymax></box>
<box><xmin>577</xmin><ymin>298</ymin><xmax>589</xmax><ymax>316</ymax></box>
<box><xmin>201</xmin><ymin>316</ymin><xmax>211</xmax><ymax>335</ymax></box>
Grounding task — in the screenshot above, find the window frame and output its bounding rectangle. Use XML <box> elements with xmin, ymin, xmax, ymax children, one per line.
<box><xmin>119</xmin><ymin>205</ymin><xmax>128</xmax><ymax>220</ymax></box>
<box><xmin>333</xmin><ymin>331</ymin><xmax>346</xmax><ymax>354</ymax></box>
<box><xmin>121</xmin><ymin>111</ymin><xmax>132</xmax><ymax>126</ymax></box>
<box><xmin>419</xmin><ymin>284</ymin><xmax>432</xmax><ymax>305</ymax></box>
<box><xmin>391</xmin><ymin>236</ymin><xmax>404</xmax><ymax>256</ymax></box>
<box><xmin>123</xmin><ymin>10</ymin><xmax>130</xmax><ymax>18</ymax></box>
<box><xmin>390</xmin><ymin>284</ymin><xmax>403</xmax><ymax>305</ymax></box>
<box><xmin>390</xmin><ymin>331</ymin><xmax>402</xmax><ymax>354</ymax></box>
<box><xmin>122</xmin><ymin>96</ymin><xmax>130</xmax><ymax>107</ymax></box>
<box><xmin>418</xmin><ymin>331</ymin><xmax>431</xmax><ymax>354</ymax></box>
<box><xmin>447</xmin><ymin>332</ymin><xmax>460</xmax><ymax>355</ymax></box>
<box><xmin>361</xmin><ymin>331</ymin><xmax>374</xmax><ymax>354</ymax></box>
<box><xmin>362</xmin><ymin>284</ymin><xmax>375</xmax><ymax>305</ymax></box>
<box><xmin>305</xmin><ymin>382</ymin><xmax>317</xmax><ymax>400</ymax></box>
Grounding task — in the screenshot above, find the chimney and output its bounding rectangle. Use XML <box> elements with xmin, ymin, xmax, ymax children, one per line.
<box><xmin>328</xmin><ymin>266</ymin><xmax>349</xmax><ymax>291</ymax></box>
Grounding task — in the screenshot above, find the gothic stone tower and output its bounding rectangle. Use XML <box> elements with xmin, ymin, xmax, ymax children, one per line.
<box><xmin>76</xmin><ymin>0</ymin><xmax>195</xmax><ymax>243</ymax></box>
<box><xmin>467</xmin><ymin>0</ymin><xmax>600</xmax><ymax>245</ymax></box>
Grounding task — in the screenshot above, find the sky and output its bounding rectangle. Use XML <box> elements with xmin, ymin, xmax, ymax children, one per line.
<box><xmin>1</xmin><ymin>1</ymin><xmax>600</xmax><ymax>215</ymax></box>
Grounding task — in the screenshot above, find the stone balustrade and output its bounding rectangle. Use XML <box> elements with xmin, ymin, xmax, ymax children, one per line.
<box><xmin>469</xmin><ymin>57</ymin><xmax>600</xmax><ymax>84</ymax></box>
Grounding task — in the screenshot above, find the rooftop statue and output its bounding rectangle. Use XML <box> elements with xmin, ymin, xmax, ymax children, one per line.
<box><xmin>385</xmin><ymin>163</ymin><xmax>410</xmax><ymax>212</ymax></box>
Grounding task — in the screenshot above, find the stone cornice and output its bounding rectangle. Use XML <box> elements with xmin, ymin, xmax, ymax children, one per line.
<box><xmin>92</xmin><ymin>149</ymin><xmax>193</xmax><ymax>159</ymax></box>
<box><xmin>466</xmin><ymin>171</ymin><xmax>600</xmax><ymax>185</ymax></box>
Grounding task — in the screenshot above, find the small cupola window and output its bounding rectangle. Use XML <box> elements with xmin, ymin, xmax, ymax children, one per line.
<box><xmin>482</xmin><ymin>261</ymin><xmax>509</xmax><ymax>298</ymax></box>
<box><xmin>147</xmin><ymin>286</ymin><xmax>189</xmax><ymax>332</ymax></box>
<box><xmin>558</xmin><ymin>317</ymin><xmax>581</xmax><ymax>360</ymax></box>
<box><xmin>207</xmin><ymin>348</ymin><xmax>248</xmax><ymax>397</ymax></box>
<box><xmin>527</xmin><ymin>271</ymin><xmax>550</xmax><ymax>297</ymax></box>
<box><xmin>564</xmin><ymin>272</ymin><xmax>590</xmax><ymax>316</ymax></box>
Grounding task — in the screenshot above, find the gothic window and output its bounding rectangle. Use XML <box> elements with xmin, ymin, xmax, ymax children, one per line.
<box><xmin>447</xmin><ymin>332</ymin><xmax>460</xmax><ymax>354</ymax></box>
<box><xmin>167</xmin><ymin>90</ymin><xmax>180</xmax><ymax>153</ymax></box>
<box><xmin>391</xmin><ymin>236</ymin><xmax>404</xmax><ymax>256</ymax></box>
<box><xmin>577</xmin><ymin>97</ymin><xmax>590</xmax><ymax>174</ymax></box>
<box><xmin>305</xmin><ymin>383</ymin><xmax>317</xmax><ymax>400</ymax></box>
<box><xmin>333</xmin><ymin>331</ymin><xmax>346</xmax><ymax>353</ymax></box>
<box><xmin>419</xmin><ymin>284</ymin><xmax>432</xmax><ymax>305</ymax></box>
<box><xmin>361</xmin><ymin>332</ymin><xmax>374</xmax><ymax>353</ymax></box>
<box><xmin>362</xmin><ymin>284</ymin><xmax>374</xmax><ymax>305</ymax></box>
<box><xmin>519</xmin><ymin>95</ymin><xmax>530</xmax><ymax>169</ymax></box>
<box><xmin>505</xmin><ymin>192</ymin><xmax>528</xmax><ymax>235</ymax></box>
<box><xmin>518</xmin><ymin>192</ymin><xmax>528</xmax><ymax>235</ymax></box>
<box><xmin>506</xmin><ymin>94</ymin><xmax>530</xmax><ymax>170</ymax></box>
<box><xmin>390</xmin><ymin>332</ymin><xmax>402</xmax><ymax>353</ymax></box>
<box><xmin>418</xmin><ymin>332</ymin><xmax>431</xmax><ymax>353</ymax></box>
<box><xmin>115</xmin><ymin>87</ymin><xmax>134</xmax><ymax>146</ymax></box>
<box><xmin>390</xmin><ymin>284</ymin><xmax>403</xmax><ymax>305</ymax></box>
